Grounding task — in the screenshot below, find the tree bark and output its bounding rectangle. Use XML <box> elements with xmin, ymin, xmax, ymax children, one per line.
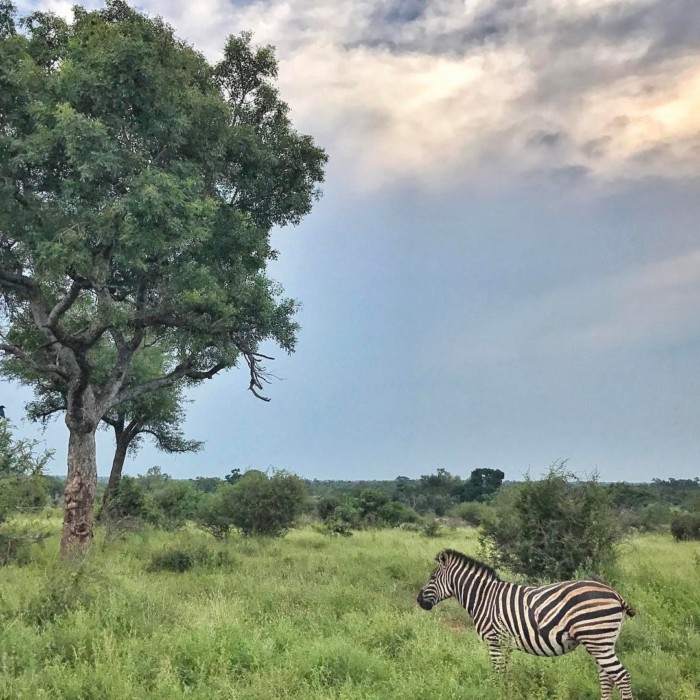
<box><xmin>102</xmin><ymin>433</ymin><xmax>129</xmax><ymax>507</ymax></box>
<box><xmin>61</xmin><ymin>428</ymin><xmax>98</xmax><ymax>556</ymax></box>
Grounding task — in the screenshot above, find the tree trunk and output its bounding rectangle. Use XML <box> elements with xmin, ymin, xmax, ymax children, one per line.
<box><xmin>102</xmin><ymin>434</ymin><xmax>129</xmax><ymax>507</ymax></box>
<box><xmin>61</xmin><ymin>427</ymin><xmax>98</xmax><ymax>556</ymax></box>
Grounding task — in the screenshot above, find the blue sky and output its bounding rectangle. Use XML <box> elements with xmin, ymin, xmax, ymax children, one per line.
<box><xmin>6</xmin><ymin>0</ymin><xmax>700</xmax><ymax>482</ymax></box>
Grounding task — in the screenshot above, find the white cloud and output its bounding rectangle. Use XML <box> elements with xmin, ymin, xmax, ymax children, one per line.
<box><xmin>17</xmin><ymin>0</ymin><xmax>700</xmax><ymax>188</ymax></box>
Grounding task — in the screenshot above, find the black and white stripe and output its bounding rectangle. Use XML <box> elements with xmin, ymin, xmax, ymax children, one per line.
<box><xmin>417</xmin><ymin>549</ymin><xmax>635</xmax><ymax>700</ymax></box>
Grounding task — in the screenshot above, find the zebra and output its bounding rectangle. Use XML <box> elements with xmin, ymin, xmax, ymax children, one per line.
<box><xmin>417</xmin><ymin>549</ymin><xmax>636</xmax><ymax>699</ymax></box>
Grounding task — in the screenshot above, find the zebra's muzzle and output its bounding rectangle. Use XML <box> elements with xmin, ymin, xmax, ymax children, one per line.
<box><xmin>417</xmin><ymin>591</ymin><xmax>434</xmax><ymax>611</ymax></box>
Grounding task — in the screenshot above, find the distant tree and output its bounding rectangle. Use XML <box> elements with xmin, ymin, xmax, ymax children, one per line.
<box><xmin>225</xmin><ymin>468</ymin><xmax>243</xmax><ymax>485</ymax></box>
<box><xmin>190</xmin><ymin>476</ymin><xmax>221</xmax><ymax>493</ymax></box>
<box><xmin>458</xmin><ymin>468</ymin><xmax>505</xmax><ymax>502</ymax></box>
<box><xmin>0</xmin><ymin>1</ymin><xmax>326</xmax><ymax>554</ymax></box>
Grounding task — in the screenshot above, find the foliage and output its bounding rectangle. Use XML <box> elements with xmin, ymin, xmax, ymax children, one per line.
<box><xmin>451</xmin><ymin>501</ymin><xmax>492</xmax><ymax>527</ymax></box>
<box><xmin>0</xmin><ymin>520</ymin><xmax>51</xmax><ymax>565</ymax></box>
<box><xmin>618</xmin><ymin>503</ymin><xmax>674</xmax><ymax>533</ymax></box>
<box><xmin>100</xmin><ymin>476</ymin><xmax>151</xmax><ymax>523</ymax></box>
<box><xmin>480</xmin><ymin>463</ymin><xmax>621</xmax><ymax>581</ymax></box>
<box><xmin>0</xmin><ymin>0</ymin><xmax>326</xmax><ymax>551</ymax></box>
<box><xmin>148</xmin><ymin>479</ymin><xmax>202</xmax><ymax>529</ymax></box>
<box><xmin>147</xmin><ymin>547</ymin><xmax>198</xmax><ymax>573</ymax></box>
<box><xmin>190</xmin><ymin>476</ymin><xmax>221</xmax><ymax>493</ymax></box>
<box><xmin>316</xmin><ymin>489</ymin><xmax>419</xmax><ymax>532</ymax></box>
<box><xmin>670</xmin><ymin>513</ymin><xmax>700</xmax><ymax>542</ymax></box>
<box><xmin>420</xmin><ymin>518</ymin><xmax>442</xmax><ymax>538</ymax></box>
<box><xmin>456</xmin><ymin>468</ymin><xmax>505</xmax><ymax>502</ymax></box>
<box><xmin>198</xmin><ymin>470</ymin><xmax>310</xmax><ymax>537</ymax></box>
<box><xmin>0</xmin><ymin>420</ymin><xmax>53</xmax><ymax>518</ymax></box>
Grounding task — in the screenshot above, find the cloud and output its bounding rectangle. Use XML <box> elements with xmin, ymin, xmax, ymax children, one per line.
<box><xmin>17</xmin><ymin>0</ymin><xmax>700</xmax><ymax>188</ymax></box>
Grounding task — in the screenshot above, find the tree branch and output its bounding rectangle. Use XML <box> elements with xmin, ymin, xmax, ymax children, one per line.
<box><xmin>0</xmin><ymin>342</ymin><xmax>69</xmax><ymax>379</ymax></box>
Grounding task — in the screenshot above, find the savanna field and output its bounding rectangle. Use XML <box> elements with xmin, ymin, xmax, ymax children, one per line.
<box><xmin>0</xmin><ymin>519</ymin><xmax>698</xmax><ymax>700</ymax></box>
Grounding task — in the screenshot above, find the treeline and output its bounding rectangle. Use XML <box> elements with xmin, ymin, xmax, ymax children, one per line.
<box><xmin>2</xmin><ymin>412</ymin><xmax>700</xmax><ymax>567</ymax></box>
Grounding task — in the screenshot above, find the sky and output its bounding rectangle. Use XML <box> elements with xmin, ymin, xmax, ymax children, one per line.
<box><xmin>5</xmin><ymin>0</ymin><xmax>700</xmax><ymax>483</ymax></box>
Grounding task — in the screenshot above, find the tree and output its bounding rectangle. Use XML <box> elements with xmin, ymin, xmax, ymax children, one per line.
<box><xmin>480</xmin><ymin>463</ymin><xmax>620</xmax><ymax>581</ymax></box>
<box><xmin>0</xmin><ymin>2</ymin><xmax>326</xmax><ymax>554</ymax></box>
<box><xmin>458</xmin><ymin>468</ymin><xmax>505</xmax><ymax>502</ymax></box>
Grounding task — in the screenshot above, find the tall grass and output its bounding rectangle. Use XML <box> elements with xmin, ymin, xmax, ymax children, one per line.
<box><xmin>0</xmin><ymin>520</ymin><xmax>698</xmax><ymax>699</ymax></box>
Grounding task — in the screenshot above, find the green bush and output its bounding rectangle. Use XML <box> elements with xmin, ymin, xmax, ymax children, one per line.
<box><xmin>198</xmin><ymin>470</ymin><xmax>310</xmax><ymax>538</ymax></box>
<box><xmin>670</xmin><ymin>513</ymin><xmax>700</xmax><ymax>541</ymax></box>
<box><xmin>149</xmin><ymin>480</ymin><xmax>203</xmax><ymax>529</ymax></box>
<box><xmin>421</xmin><ymin>518</ymin><xmax>442</xmax><ymax>538</ymax></box>
<box><xmin>451</xmin><ymin>501</ymin><xmax>492</xmax><ymax>527</ymax></box>
<box><xmin>147</xmin><ymin>547</ymin><xmax>197</xmax><ymax>573</ymax></box>
<box><xmin>618</xmin><ymin>503</ymin><xmax>674</xmax><ymax>533</ymax></box>
<box><xmin>0</xmin><ymin>522</ymin><xmax>51</xmax><ymax>566</ymax></box>
<box><xmin>480</xmin><ymin>463</ymin><xmax>621</xmax><ymax>581</ymax></box>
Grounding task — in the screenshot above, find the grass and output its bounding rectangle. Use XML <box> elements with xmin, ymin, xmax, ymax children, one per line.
<box><xmin>0</xmin><ymin>521</ymin><xmax>698</xmax><ymax>699</ymax></box>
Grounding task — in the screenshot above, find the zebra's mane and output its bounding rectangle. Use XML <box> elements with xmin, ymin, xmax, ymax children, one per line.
<box><xmin>439</xmin><ymin>549</ymin><xmax>501</xmax><ymax>580</ymax></box>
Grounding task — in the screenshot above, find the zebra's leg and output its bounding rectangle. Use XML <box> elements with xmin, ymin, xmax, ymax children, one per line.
<box><xmin>487</xmin><ymin>641</ymin><xmax>506</xmax><ymax>674</ymax></box>
<box><xmin>582</xmin><ymin>642</ymin><xmax>633</xmax><ymax>700</ymax></box>
<box><xmin>595</xmin><ymin>664</ymin><xmax>614</xmax><ymax>700</ymax></box>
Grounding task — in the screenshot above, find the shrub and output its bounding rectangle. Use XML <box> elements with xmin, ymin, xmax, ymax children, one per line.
<box><xmin>198</xmin><ymin>469</ymin><xmax>310</xmax><ymax>538</ymax></box>
<box><xmin>480</xmin><ymin>463</ymin><xmax>621</xmax><ymax>582</ymax></box>
<box><xmin>670</xmin><ymin>513</ymin><xmax>700</xmax><ymax>541</ymax></box>
<box><xmin>148</xmin><ymin>547</ymin><xmax>197</xmax><ymax>573</ymax></box>
<box><xmin>618</xmin><ymin>503</ymin><xmax>674</xmax><ymax>533</ymax></box>
<box><xmin>25</xmin><ymin>562</ymin><xmax>103</xmax><ymax>625</ymax></box>
<box><xmin>100</xmin><ymin>476</ymin><xmax>151</xmax><ymax>521</ymax></box>
<box><xmin>451</xmin><ymin>501</ymin><xmax>492</xmax><ymax>527</ymax></box>
<box><xmin>149</xmin><ymin>480</ymin><xmax>203</xmax><ymax>529</ymax></box>
<box><xmin>421</xmin><ymin>518</ymin><xmax>442</xmax><ymax>538</ymax></box>
<box><xmin>0</xmin><ymin>521</ymin><xmax>51</xmax><ymax>566</ymax></box>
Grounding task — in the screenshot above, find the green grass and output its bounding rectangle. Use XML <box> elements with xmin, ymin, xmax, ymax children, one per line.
<box><xmin>0</xmin><ymin>522</ymin><xmax>698</xmax><ymax>699</ymax></box>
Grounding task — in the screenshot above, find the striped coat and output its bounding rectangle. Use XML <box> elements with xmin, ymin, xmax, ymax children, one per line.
<box><xmin>417</xmin><ymin>549</ymin><xmax>635</xmax><ymax>700</ymax></box>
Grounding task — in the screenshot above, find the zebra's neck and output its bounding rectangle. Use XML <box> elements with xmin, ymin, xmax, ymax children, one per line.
<box><xmin>451</xmin><ymin>564</ymin><xmax>499</xmax><ymax>619</ymax></box>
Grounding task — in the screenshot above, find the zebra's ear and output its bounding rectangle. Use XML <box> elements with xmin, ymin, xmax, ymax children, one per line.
<box><xmin>437</xmin><ymin>550</ymin><xmax>448</xmax><ymax>566</ymax></box>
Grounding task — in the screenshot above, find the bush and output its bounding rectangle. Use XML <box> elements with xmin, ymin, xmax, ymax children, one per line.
<box><xmin>100</xmin><ymin>476</ymin><xmax>151</xmax><ymax>521</ymax></box>
<box><xmin>149</xmin><ymin>480</ymin><xmax>202</xmax><ymax>529</ymax></box>
<box><xmin>670</xmin><ymin>513</ymin><xmax>700</xmax><ymax>541</ymax></box>
<box><xmin>25</xmin><ymin>562</ymin><xmax>103</xmax><ymax>626</ymax></box>
<box><xmin>618</xmin><ymin>503</ymin><xmax>674</xmax><ymax>533</ymax></box>
<box><xmin>198</xmin><ymin>469</ymin><xmax>310</xmax><ymax>538</ymax></box>
<box><xmin>147</xmin><ymin>543</ymin><xmax>235</xmax><ymax>572</ymax></box>
<box><xmin>451</xmin><ymin>501</ymin><xmax>492</xmax><ymax>527</ymax></box>
<box><xmin>421</xmin><ymin>518</ymin><xmax>442</xmax><ymax>538</ymax></box>
<box><xmin>480</xmin><ymin>463</ymin><xmax>621</xmax><ymax>582</ymax></box>
<box><xmin>148</xmin><ymin>547</ymin><xmax>197</xmax><ymax>573</ymax></box>
<box><xmin>0</xmin><ymin>521</ymin><xmax>51</xmax><ymax>566</ymax></box>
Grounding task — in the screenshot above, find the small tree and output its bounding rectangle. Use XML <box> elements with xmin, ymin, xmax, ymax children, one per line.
<box><xmin>198</xmin><ymin>469</ymin><xmax>309</xmax><ymax>537</ymax></box>
<box><xmin>480</xmin><ymin>462</ymin><xmax>621</xmax><ymax>581</ymax></box>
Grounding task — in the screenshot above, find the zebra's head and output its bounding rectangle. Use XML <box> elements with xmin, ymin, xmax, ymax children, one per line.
<box><xmin>417</xmin><ymin>550</ymin><xmax>453</xmax><ymax>611</ymax></box>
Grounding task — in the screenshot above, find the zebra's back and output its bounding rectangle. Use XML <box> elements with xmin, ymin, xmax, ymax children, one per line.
<box><xmin>490</xmin><ymin>579</ymin><xmax>632</xmax><ymax>657</ymax></box>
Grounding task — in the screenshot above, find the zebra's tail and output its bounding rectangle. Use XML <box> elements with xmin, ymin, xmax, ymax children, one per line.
<box><xmin>620</xmin><ymin>597</ymin><xmax>636</xmax><ymax>617</ymax></box>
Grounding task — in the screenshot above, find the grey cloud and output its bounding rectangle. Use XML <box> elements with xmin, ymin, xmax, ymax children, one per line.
<box><xmin>381</xmin><ymin>0</ymin><xmax>430</xmax><ymax>25</ymax></box>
